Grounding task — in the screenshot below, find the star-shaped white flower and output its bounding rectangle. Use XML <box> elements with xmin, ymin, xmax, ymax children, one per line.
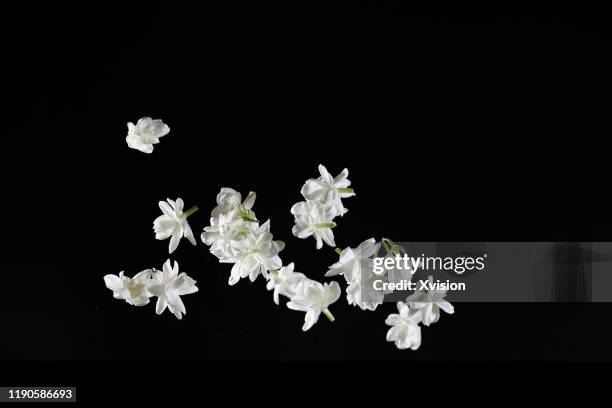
<box><xmin>266</xmin><ymin>263</ymin><xmax>307</xmax><ymax>305</ymax></box>
<box><xmin>291</xmin><ymin>201</ymin><xmax>336</xmax><ymax>249</ymax></box>
<box><xmin>300</xmin><ymin>164</ymin><xmax>355</xmax><ymax>217</ymax></box>
<box><xmin>103</xmin><ymin>269</ymin><xmax>153</xmax><ymax>306</ymax></box>
<box><xmin>201</xmin><ymin>210</ymin><xmax>256</xmax><ymax>262</ymax></box>
<box><xmin>287</xmin><ymin>280</ymin><xmax>341</xmax><ymax>331</ymax></box>
<box><xmin>147</xmin><ymin>259</ymin><xmax>198</xmax><ymax>320</ymax></box>
<box><xmin>126</xmin><ymin>117</ymin><xmax>170</xmax><ymax>153</ymax></box>
<box><xmin>211</xmin><ymin>188</ymin><xmax>257</xmax><ymax>221</ymax></box>
<box><xmin>227</xmin><ymin>220</ymin><xmax>284</xmax><ymax>285</ymax></box>
<box><xmin>406</xmin><ymin>287</ymin><xmax>454</xmax><ymax>326</ymax></box>
<box><xmin>325</xmin><ymin>238</ymin><xmax>380</xmax><ymax>282</ymax></box>
<box><xmin>153</xmin><ymin>198</ymin><xmax>198</xmax><ymax>254</ymax></box>
<box><xmin>385</xmin><ymin>302</ymin><xmax>423</xmax><ymax>350</ymax></box>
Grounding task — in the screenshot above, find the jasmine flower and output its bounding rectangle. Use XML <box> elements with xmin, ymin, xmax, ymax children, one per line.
<box><xmin>287</xmin><ymin>280</ymin><xmax>341</xmax><ymax>331</ymax></box>
<box><xmin>153</xmin><ymin>197</ymin><xmax>198</xmax><ymax>254</ymax></box>
<box><xmin>385</xmin><ymin>302</ymin><xmax>423</xmax><ymax>350</ymax></box>
<box><xmin>301</xmin><ymin>164</ymin><xmax>355</xmax><ymax>217</ymax></box>
<box><xmin>103</xmin><ymin>269</ymin><xmax>153</xmax><ymax>306</ymax></box>
<box><xmin>126</xmin><ymin>117</ymin><xmax>170</xmax><ymax>153</ymax></box>
<box><xmin>290</xmin><ymin>201</ymin><xmax>336</xmax><ymax>249</ymax></box>
<box><xmin>147</xmin><ymin>259</ymin><xmax>198</xmax><ymax>320</ymax></box>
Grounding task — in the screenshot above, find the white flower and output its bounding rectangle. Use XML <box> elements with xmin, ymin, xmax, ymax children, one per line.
<box><xmin>211</xmin><ymin>188</ymin><xmax>257</xmax><ymax>221</ymax></box>
<box><xmin>287</xmin><ymin>280</ymin><xmax>341</xmax><ymax>331</ymax></box>
<box><xmin>266</xmin><ymin>263</ymin><xmax>307</xmax><ymax>305</ymax></box>
<box><xmin>385</xmin><ymin>302</ymin><xmax>422</xmax><ymax>350</ymax></box>
<box><xmin>301</xmin><ymin>164</ymin><xmax>355</xmax><ymax>217</ymax></box>
<box><xmin>406</xmin><ymin>288</ymin><xmax>454</xmax><ymax>326</ymax></box>
<box><xmin>153</xmin><ymin>198</ymin><xmax>197</xmax><ymax>254</ymax></box>
<box><xmin>227</xmin><ymin>220</ymin><xmax>284</xmax><ymax>285</ymax></box>
<box><xmin>345</xmin><ymin>268</ymin><xmax>390</xmax><ymax>311</ymax></box>
<box><xmin>325</xmin><ymin>238</ymin><xmax>380</xmax><ymax>282</ymax></box>
<box><xmin>201</xmin><ymin>210</ymin><xmax>256</xmax><ymax>262</ymax></box>
<box><xmin>147</xmin><ymin>260</ymin><xmax>198</xmax><ymax>320</ymax></box>
<box><xmin>126</xmin><ymin>117</ymin><xmax>170</xmax><ymax>153</ymax></box>
<box><xmin>103</xmin><ymin>270</ymin><xmax>153</xmax><ymax>306</ymax></box>
<box><xmin>291</xmin><ymin>201</ymin><xmax>336</xmax><ymax>249</ymax></box>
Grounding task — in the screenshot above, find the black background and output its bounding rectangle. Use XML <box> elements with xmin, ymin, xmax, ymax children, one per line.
<box><xmin>3</xmin><ymin>2</ymin><xmax>611</xmax><ymax>385</ymax></box>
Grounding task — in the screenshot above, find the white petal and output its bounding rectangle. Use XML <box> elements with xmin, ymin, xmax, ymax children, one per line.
<box><xmin>169</xmin><ymin>230</ymin><xmax>181</xmax><ymax>254</ymax></box>
<box><xmin>159</xmin><ymin>201</ymin><xmax>175</xmax><ymax>218</ymax></box>
<box><xmin>104</xmin><ymin>274</ymin><xmax>123</xmax><ymax>291</ymax></box>
<box><xmin>156</xmin><ymin>297</ymin><xmax>168</xmax><ymax>315</ymax></box>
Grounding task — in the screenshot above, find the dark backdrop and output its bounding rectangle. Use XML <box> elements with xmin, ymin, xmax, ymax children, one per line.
<box><xmin>4</xmin><ymin>3</ymin><xmax>611</xmax><ymax>370</ymax></box>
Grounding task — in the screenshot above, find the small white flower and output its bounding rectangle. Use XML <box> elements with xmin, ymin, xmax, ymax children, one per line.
<box><xmin>346</xmin><ymin>267</ymin><xmax>390</xmax><ymax>311</ymax></box>
<box><xmin>211</xmin><ymin>188</ymin><xmax>257</xmax><ymax>221</ymax></box>
<box><xmin>301</xmin><ymin>164</ymin><xmax>355</xmax><ymax>217</ymax></box>
<box><xmin>126</xmin><ymin>117</ymin><xmax>170</xmax><ymax>153</ymax></box>
<box><xmin>385</xmin><ymin>302</ymin><xmax>423</xmax><ymax>350</ymax></box>
<box><xmin>325</xmin><ymin>238</ymin><xmax>380</xmax><ymax>282</ymax></box>
<box><xmin>266</xmin><ymin>263</ymin><xmax>308</xmax><ymax>305</ymax></box>
<box><xmin>406</xmin><ymin>287</ymin><xmax>454</xmax><ymax>326</ymax></box>
<box><xmin>103</xmin><ymin>270</ymin><xmax>153</xmax><ymax>306</ymax></box>
<box><xmin>201</xmin><ymin>210</ymin><xmax>256</xmax><ymax>262</ymax></box>
<box><xmin>291</xmin><ymin>201</ymin><xmax>336</xmax><ymax>249</ymax></box>
<box><xmin>153</xmin><ymin>198</ymin><xmax>198</xmax><ymax>254</ymax></box>
<box><xmin>287</xmin><ymin>280</ymin><xmax>341</xmax><ymax>331</ymax></box>
<box><xmin>228</xmin><ymin>220</ymin><xmax>284</xmax><ymax>285</ymax></box>
<box><xmin>147</xmin><ymin>259</ymin><xmax>198</xmax><ymax>320</ymax></box>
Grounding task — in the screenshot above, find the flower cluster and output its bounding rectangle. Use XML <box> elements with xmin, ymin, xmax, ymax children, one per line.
<box><xmin>201</xmin><ymin>188</ymin><xmax>340</xmax><ymax>331</ymax></box>
<box><xmin>115</xmin><ymin>123</ymin><xmax>457</xmax><ymax>350</ymax></box>
<box><xmin>384</xmin><ymin>284</ymin><xmax>454</xmax><ymax>350</ymax></box>
<box><xmin>291</xmin><ymin>164</ymin><xmax>355</xmax><ymax>249</ymax></box>
<box><xmin>325</xmin><ymin>238</ymin><xmax>385</xmax><ymax>311</ymax></box>
<box><xmin>104</xmin><ymin>259</ymin><xmax>198</xmax><ymax>320</ymax></box>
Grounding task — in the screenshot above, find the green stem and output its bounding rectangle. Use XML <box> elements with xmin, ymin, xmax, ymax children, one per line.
<box><xmin>184</xmin><ymin>205</ymin><xmax>199</xmax><ymax>218</ymax></box>
<box><xmin>338</xmin><ymin>188</ymin><xmax>355</xmax><ymax>194</ymax></box>
<box><xmin>335</xmin><ymin>247</ymin><xmax>343</xmax><ymax>255</ymax></box>
<box><xmin>315</xmin><ymin>223</ymin><xmax>336</xmax><ymax>229</ymax></box>
<box><xmin>323</xmin><ymin>308</ymin><xmax>335</xmax><ymax>322</ymax></box>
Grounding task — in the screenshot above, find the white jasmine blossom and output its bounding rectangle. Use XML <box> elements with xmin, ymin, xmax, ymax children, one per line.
<box><xmin>104</xmin><ymin>270</ymin><xmax>153</xmax><ymax>306</ymax></box>
<box><xmin>147</xmin><ymin>259</ymin><xmax>198</xmax><ymax>320</ymax></box>
<box><xmin>227</xmin><ymin>220</ymin><xmax>284</xmax><ymax>285</ymax></box>
<box><xmin>406</xmin><ymin>286</ymin><xmax>454</xmax><ymax>326</ymax></box>
<box><xmin>201</xmin><ymin>210</ymin><xmax>255</xmax><ymax>262</ymax></box>
<box><xmin>345</xmin><ymin>267</ymin><xmax>390</xmax><ymax>311</ymax></box>
<box><xmin>385</xmin><ymin>302</ymin><xmax>423</xmax><ymax>350</ymax></box>
<box><xmin>325</xmin><ymin>238</ymin><xmax>380</xmax><ymax>282</ymax></box>
<box><xmin>154</xmin><ymin>197</ymin><xmax>198</xmax><ymax>254</ymax></box>
<box><xmin>211</xmin><ymin>188</ymin><xmax>257</xmax><ymax>222</ymax></box>
<box><xmin>291</xmin><ymin>201</ymin><xmax>336</xmax><ymax>249</ymax></box>
<box><xmin>266</xmin><ymin>263</ymin><xmax>308</xmax><ymax>305</ymax></box>
<box><xmin>287</xmin><ymin>280</ymin><xmax>341</xmax><ymax>331</ymax></box>
<box><xmin>126</xmin><ymin>117</ymin><xmax>170</xmax><ymax>153</ymax></box>
<box><xmin>301</xmin><ymin>164</ymin><xmax>355</xmax><ymax>217</ymax></box>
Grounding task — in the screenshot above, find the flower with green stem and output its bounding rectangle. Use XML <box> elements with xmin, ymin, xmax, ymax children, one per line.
<box><xmin>153</xmin><ymin>197</ymin><xmax>199</xmax><ymax>254</ymax></box>
<box><xmin>227</xmin><ymin>220</ymin><xmax>284</xmax><ymax>285</ymax></box>
<box><xmin>287</xmin><ymin>280</ymin><xmax>341</xmax><ymax>331</ymax></box>
<box><xmin>291</xmin><ymin>201</ymin><xmax>337</xmax><ymax>249</ymax></box>
<box><xmin>211</xmin><ymin>188</ymin><xmax>257</xmax><ymax>223</ymax></box>
<box><xmin>301</xmin><ymin>164</ymin><xmax>355</xmax><ymax>217</ymax></box>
